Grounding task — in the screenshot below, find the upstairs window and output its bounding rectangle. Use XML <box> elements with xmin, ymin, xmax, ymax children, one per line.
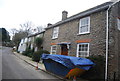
<box><xmin>117</xmin><ymin>18</ymin><xmax>120</xmax><ymax>30</ymax></box>
<box><xmin>52</xmin><ymin>27</ymin><xmax>59</xmax><ymax>39</ymax></box>
<box><xmin>77</xmin><ymin>43</ymin><xmax>89</xmax><ymax>57</ymax></box>
<box><xmin>50</xmin><ymin>45</ymin><xmax>57</xmax><ymax>54</ymax></box>
<box><xmin>79</xmin><ymin>17</ymin><xmax>90</xmax><ymax>34</ymax></box>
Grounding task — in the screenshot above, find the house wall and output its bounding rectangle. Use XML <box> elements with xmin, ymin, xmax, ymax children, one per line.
<box><xmin>43</xmin><ymin>2</ymin><xmax>120</xmax><ymax>80</ymax></box>
<box><xmin>108</xmin><ymin>2</ymin><xmax>120</xmax><ymax>80</ymax></box>
<box><xmin>43</xmin><ymin>10</ymin><xmax>107</xmax><ymax>57</ymax></box>
<box><xmin>43</xmin><ymin>28</ymin><xmax>53</xmax><ymax>52</ymax></box>
<box><xmin>118</xmin><ymin>2</ymin><xmax>120</xmax><ymax>78</ymax></box>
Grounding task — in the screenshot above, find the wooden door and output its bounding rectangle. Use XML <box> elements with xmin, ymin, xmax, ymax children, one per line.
<box><xmin>61</xmin><ymin>45</ymin><xmax>68</xmax><ymax>56</ymax></box>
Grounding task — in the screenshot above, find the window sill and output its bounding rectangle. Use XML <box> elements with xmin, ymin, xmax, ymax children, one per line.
<box><xmin>77</xmin><ymin>32</ymin><xmax>90</xmax><ymax>36</ymax></box>
<box><xmin>52</xmin><ymin>38</ymin><xmax>58</xmax><ymax>40</ymax></box>
<box><xmin>76</xmin><ymin>56</ymin><xmax>89</xmax><ymax>58</ymax></box>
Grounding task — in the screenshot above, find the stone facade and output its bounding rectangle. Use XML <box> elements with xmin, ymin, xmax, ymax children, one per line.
<box><xmin>43</xmin><ymin>1</ymin><xmax>120</xmax><ymax>80</ymax></box>
<box><xmin>43</xmin><ymin>10</ymin><xmax>107</xmax><ymax>56</ymax></box>
<box><xmin>108</xmin><ymin>2</ymin><xmax>120</xmax><ymax>80</ymax></box>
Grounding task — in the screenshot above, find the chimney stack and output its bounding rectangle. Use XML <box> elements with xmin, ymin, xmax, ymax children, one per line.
<box><xmin>62</xmin><ymin>11</ymin><xmax>68</xmax><ymax>20</ymax></box>
<box><xmin>47</xmin><ymin>23</ymin><xmax>52</xmax><ymax>27</ymax></box>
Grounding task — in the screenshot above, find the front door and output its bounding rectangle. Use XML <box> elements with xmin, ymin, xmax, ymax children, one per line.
<box><xmin>61</xmin><ymin>44</ymin><xmax>68</xmax><ymax>56</ymax></box>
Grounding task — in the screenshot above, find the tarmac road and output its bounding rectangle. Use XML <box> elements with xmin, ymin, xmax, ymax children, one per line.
<box><xmin>2</xmin><ymin>47</ymin><xmax>63</xmax><ymax>81</ymax></box>
<box><xmin>0</xmin><ymin>46</ymin><xmax>2</xmax><ymax>81</ymax></box>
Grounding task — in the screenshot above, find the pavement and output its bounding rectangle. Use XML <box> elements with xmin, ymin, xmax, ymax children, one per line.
<box><xmin>13</xmin><ymin>52</ymin><xmax>46</xmax><ymax>71</ymax></box>
<box><xmin>13</xmin><ymin>51</ymin><xmax>65</xmax><ymax>80</ymax></box>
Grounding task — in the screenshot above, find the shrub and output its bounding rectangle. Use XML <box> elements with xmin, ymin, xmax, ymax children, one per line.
<box><xmin>22</xmin><ymin>47</ymin><xmax>34</xmax><ymax>58</ymax></box>
<box><xmin>80</xmin><ymin>55</ymin><xmax>105</xmax><ymax>80</ymax></box>
<box><xmin>32</xmin><ymin>50</ymin><xmax>50</xmax><ymax>62</ymax></box>
<box><xmin>22</xmin><ymin>50</ymin><xmax>28</xmax><ymax>56</ymax></box>
<box><xmin>32</xmin><ymin>51</ymin><xmax>40</xmax><ymax>62</ymax></box>
<box><xmin>34</xmin><ymin>37</ymin><xmax>43</xmax><ymax>50</ymax></box>
<box><xmin>39</xmin><ymin>50</ymin><xmax>50</xmax><ymax>57</ymax></box>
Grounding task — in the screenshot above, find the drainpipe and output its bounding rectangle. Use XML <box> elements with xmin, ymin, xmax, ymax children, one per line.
<box><xmin>105</xmin><ymin>1</ymin><xmax>120</xmax><ymax>81</ymax></box>
<box><xmin>105</xmin><ymin>5</ymin><xmax>110</xmax><ymax>81</ymax></box>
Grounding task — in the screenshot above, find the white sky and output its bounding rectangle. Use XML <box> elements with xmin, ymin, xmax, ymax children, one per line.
<box><xmin>0</xmin><ymin>0</ymin><xmax>110</xmax><ymax>34</ymax></box>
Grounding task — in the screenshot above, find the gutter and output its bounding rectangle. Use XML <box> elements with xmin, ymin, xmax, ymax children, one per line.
<box><xmin>105</xmin><ymin>0</ymin><xmax>120</xmax><ymax>81</ymax></box>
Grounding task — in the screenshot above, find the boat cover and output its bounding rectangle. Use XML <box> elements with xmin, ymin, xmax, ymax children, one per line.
<box><xmin>42</xmin><ymin>54</ymin><xmax>95</xmax><ymax>70</ymax></box>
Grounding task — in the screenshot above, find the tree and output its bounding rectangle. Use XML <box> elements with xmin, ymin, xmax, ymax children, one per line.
<box><xmin>12</xmin><ymin>31</ymin><xmax>28</xmax><ymax>47</ymax></box>
<box><xmin>10</xmin><ymin>28</ymin><xmax>19</xmax><ymax>36</ymax></box>
<box><xmin>12</xmin><ymin>21</ymin><xmax>34</xmax><ymax>47</ymax></box>
<box><xmin>19</xmin><ymin>21</ymin><xmax>34</xmax><ymax>36</ymax></box>
<box><xmin>36</xmin><ymin>26</ymin><xmax>45</xmax><ymax>33</ymax></box>
<box><xmin>0</xmin><ymin>28</ymin><xmax>10</xmax><ymax>42</ymax></box>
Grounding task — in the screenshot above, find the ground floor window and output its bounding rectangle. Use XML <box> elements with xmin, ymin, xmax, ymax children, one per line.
<box><xmin>50</xmin><ymin>45</ymin><xmax>57</xmax><ymax>54</ymax></box>
<box><xmin>77</xmin><ymin>43</ymin><xmax>89</xmax><ymax>57</ymax></box>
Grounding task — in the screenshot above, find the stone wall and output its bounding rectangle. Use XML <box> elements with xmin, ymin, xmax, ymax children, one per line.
<box><xmin>43</xmin><ymin>10</ymin><xmax>107</xmax><ymax>57</ymax></box>
<box><xmin>43</xmin><ymin>2</ymin><xmax>120</xmax><ymax>80</ymax></box>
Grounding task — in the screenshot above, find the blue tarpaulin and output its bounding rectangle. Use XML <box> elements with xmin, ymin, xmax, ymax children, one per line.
<box><xmin>42</xmin><ymin>54</ymin><xmax>95</xmax><ymax>70</ymax></box>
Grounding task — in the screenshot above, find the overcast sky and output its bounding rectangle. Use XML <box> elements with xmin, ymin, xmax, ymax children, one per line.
<box><xmin>0</xmin><ymin>0</ymin><xmax>111</xmax><ymax>33</ymax></box>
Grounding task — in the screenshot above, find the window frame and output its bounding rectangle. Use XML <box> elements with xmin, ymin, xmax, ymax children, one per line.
<box><xmin>52</xmin><ymin>27</ymin><xmax>59</xmax><ymax>39</ymax></box>
<box><xmin>79</xmin><ymin>17</ymin><xmax>90</xmax><ymax>34</ymax></box>
<box><xmin>117</xmin><ymin>18</ymin><xmax>120</xmax><ymax>30</ymax></box>
<box><xmin>76</xmin><ymin>43</ymin><xmax>89</xmax><ymax>57</ymax></box>
<box><xmin>50</xmin><ymin>45</ymin><xmax>57</xmax><ymax>54</ymax></box>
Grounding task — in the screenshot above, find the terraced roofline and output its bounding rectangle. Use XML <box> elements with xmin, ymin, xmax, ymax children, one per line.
<box><xmin>28</xmin><ymin>31</ymin><xmax>45</xmax><ymax>37</ymax></box>
<box><xmin>46</xmin><ymin>2</ymin><xmax>113</xmax><ymax>29</ymax></box>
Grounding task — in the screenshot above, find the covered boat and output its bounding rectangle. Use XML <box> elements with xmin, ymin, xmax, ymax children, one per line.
<box><xmin>41</xmin><ymin>54</ymin><xmax>95</xmax><ymax>78</ymax></box>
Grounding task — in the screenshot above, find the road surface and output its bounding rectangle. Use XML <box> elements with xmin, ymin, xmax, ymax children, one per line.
<box><xmin>0</xmin><ymin>46</ymin><xmax>2</xmax><ymax>81</ymax></box>
<box><xmin>2</xmin><ymin>47</ymin><xmax>63</xmax><ymax>81</ymax></box>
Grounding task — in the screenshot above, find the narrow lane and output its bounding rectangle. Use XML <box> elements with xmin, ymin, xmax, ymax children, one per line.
<box><xmin>0</xmin><ymin>46</ymin><xmax>2</xmax><ymax>81</ymax></box>
<box><xmin>2</xmin><ymin>47</ymin><xmax>62</xmax><ymax>80</ymax></box>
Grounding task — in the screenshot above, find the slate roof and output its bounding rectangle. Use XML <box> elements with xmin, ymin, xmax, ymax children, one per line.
<box><xmin>46</xmin><ymin>2</ymin><xmax>113</xmax><ymax>29</ymax></box>
<box><xmin>28</xmin><ymin>31</ymin><xmax>45</xmax><ymax>37</ymax></box>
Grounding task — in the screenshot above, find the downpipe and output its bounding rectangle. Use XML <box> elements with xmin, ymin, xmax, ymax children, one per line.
<box><xmin>105</xmin><ymin>6</ymin><xmax>110</xmax><ymax>81</ymax></box>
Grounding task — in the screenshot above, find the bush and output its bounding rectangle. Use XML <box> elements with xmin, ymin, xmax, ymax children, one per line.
<box><xmin>32</xmin><ymin>50</ymin><xmax>50</xmax><ymax>62</ymax></box>
<box><xmin>80</xmin><ymin>55</ymin><xmax>105</xmax><ymax>81</ymax></box>
<box><xmin>34</xmin><ymin>37</ymin><xmax>43</xmax><ymax>49</ymax></box>
<box><xmin>22</xmin><ymin>47</ymin><xmax>34</xmax><ymax>58</ymax></box>
<box><xmin>39</xmin><ymin>50</ymin><xmax>50</xmax><ymax>57</ymax></box>
<box><xmin>32</xmin><ymin>51</ymin><xmax>40</xmax><ymax>62</ymax></box>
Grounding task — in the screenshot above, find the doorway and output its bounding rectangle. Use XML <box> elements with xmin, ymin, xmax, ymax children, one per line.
<box><xmin>61</xmin><ymin>44</ymin><xmax>68</xmax><ymax>56</ymax></box>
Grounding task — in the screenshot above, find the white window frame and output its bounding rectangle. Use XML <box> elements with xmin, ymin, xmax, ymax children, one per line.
<box><xmin>79</xmin><ymin>17</ymin><xmax>90</xmax><ymax>34</ymax></box>
<box><xmin>50</xmin><ymin>45</ymin><xmax>57</xmax><ymax>54</ymax></box>
<box><xmin>28</xmin><ymin>38</ymin><xmax>31</xmax><ymax>42</ymax></box>
<box><xmin>117</xmin><ymin>18</ymin><xmax>120</xmax><ymax>30</ymax></box>
<box><xmin>52</xmin><ymin>27</ymin><xmax>59</xmax><ymax>39</ymax></box>
<box><xmin>76</xmin><ymin>43</ymin><xmax>89</xmax><ymax>57</ymax></box>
